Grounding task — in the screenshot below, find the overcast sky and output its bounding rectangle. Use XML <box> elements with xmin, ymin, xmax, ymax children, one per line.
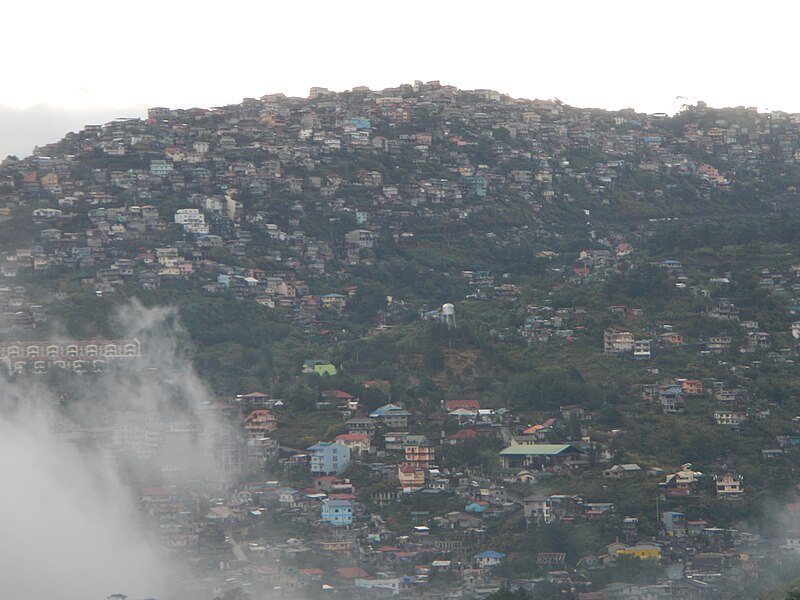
<box><xmin>2</xmin><ymin>0</ymin><xmax>799</xmax><ymax>158</ymax></box>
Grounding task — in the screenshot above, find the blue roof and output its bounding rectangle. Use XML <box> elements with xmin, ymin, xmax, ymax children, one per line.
<box><xmin>307</xmin><ymin>442</ymin><xmax>333</xmax><ymax>451</ymax></box>
<box><xmin>370</xmin><ymin>403</ymin><xmax>405</xmax><ymax>417</ymax></box>
<box><xmin>475</xmin><ymin>550</ymin><xmax>506</xmax><ymax>559</ymax></box>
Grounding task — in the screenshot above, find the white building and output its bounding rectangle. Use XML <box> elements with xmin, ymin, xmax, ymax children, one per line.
<box><xmin>174</xmin><ymin>208</ymin><xmax>209</xmax><ymax>234</ymax></box>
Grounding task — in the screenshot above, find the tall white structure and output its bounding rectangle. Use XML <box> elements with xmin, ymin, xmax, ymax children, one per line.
<box><xmin>442</xmin><ymin>303</ymin><xmax>456</xmax><ymax>328</ymax></box>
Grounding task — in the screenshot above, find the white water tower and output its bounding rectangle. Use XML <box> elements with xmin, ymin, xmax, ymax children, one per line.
<box><xmin>442</xmin><ymin>303</ymin><xmax>456</xmax><ymax>328</ymax></box>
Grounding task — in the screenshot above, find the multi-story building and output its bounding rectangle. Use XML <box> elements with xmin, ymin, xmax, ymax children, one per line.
<box><xmin>344</xmin><ymin>229</ymin><xmax>377</xmax><ymax>249</ymax></box>
<box><xmin>243</xmin><ymin>410</ymin><xmax>277</xmax><ymax>438</ymax></box>
<box><xmin>334</xmin><ymin>433</ymin><xmax>371</xmax><ymax>455</ymax></box>
<box><xmin>715</xmin><ymin>472</ymin><xmax>744</xmax><ymax>499</ymax></box>
<box><xmin>321</xmin><ymin>498</ymin><xmax>354</xmax><ymax>527</ymax></box>
<box><xmin>681</xmin><ymin>380</ymin><xmax>705</xmax><ymax>396</ymax></box>
<box><xmin>523</xmin><ymin>495</ymin><xmax>553</xmax><ymax>524</ymax></box>
<box><xmin>604</xmin><ymin>329</ymin><xmax>635</xmax><ymax>354</ymax></box>
<box><xmin>403</xmin><ymin>435</ymin><xmax>436</xmax><ymax>469</ymax></box>
<box><xmin>174</xmin><ymin>208</ymin><xmax>209</xmax><ymax>234</ymax></box>
<box><xmin>713</xmin><ymin>410</ymin><xmax>745</xmax><ymax>426</ymax></box>
<box><xmin>307</xmin><ymin>441</ymin><xmax>351</xmax><ymax>475</ymax></box>
<box><xmin>706</xmin><ymin>335</ymin><xmax>732</xmax><ymax>352</ymax></box>
<box><xmin>398</xmin><ymin>464</ymin><xmax>425</xmax><ymax>493</ymax></box>
<box><xmin>633</xmin><ymin>339</ymin><xmax>653</xmax><ymax>360</ymax></box>
<box><xmin>0</xmin><ymin>339</ymin><xmax>140</xmax><ymax>374</ymax></box>
<box><xmin>345</xmin><ymin>417</ymin><xmax>377</xmax><ymax>437</ymax></box>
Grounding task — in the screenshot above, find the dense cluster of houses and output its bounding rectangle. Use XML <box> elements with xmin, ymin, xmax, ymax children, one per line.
<box><xmin>4</xmin><ymin>85</ymin><xmax>800</xmax><ymax>597</ymax></box>
<box><xmin>104</xmin><ymin>380</ymin><xmax>800</xmax><ymax>599</ymax></box>
<box><xmin>2</xmin><ymin>83</ymin><xmax>800</xmax><ymax>341</ymax></box>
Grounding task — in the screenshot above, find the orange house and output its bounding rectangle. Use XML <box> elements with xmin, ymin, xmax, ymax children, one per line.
<box><xmin>661</xmin><ymin>332</ymin><xmax>684</xmax><ymax>345</ymax></box>
<box><xmin>682</xmin><ymin>380</ymin><xmax>704</xmax><ymax>396</ymax></box>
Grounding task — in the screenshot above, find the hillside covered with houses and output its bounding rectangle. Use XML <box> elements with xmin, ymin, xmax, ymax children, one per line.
<box><xmin>4</xmin><ymin>83</ymin><xmax>800</xmax><ymax>600</ymax></box>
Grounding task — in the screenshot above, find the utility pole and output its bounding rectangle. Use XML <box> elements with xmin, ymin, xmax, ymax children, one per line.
<box><xmin>655</xmin><ymin>493</ymin><xmax>660</xmax><ymax>524</ymax></box>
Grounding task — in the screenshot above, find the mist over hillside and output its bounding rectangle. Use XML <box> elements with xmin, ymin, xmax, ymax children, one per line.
<box><xmin>3</xmin><ymin>84</ymin><xmax>800</xmax><ymax>599</ymax></box>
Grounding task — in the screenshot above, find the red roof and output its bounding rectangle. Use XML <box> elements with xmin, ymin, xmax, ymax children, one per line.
<box><xmin>578</xmin><ymin>593</ymin><xmax>607</xmax><ymax>600</ymax></box>
<box><xmin>523</xmin><ymin>424</ymin><xmax>546</xmax><ymax>434</ymax></box>
<box><xmin>245</xmin><ymin>409</ymin><xmax>274</xmax><ymax>421</ymax></box>
<box><xmin>335</xmin><ymin>433</ymin><xmax>370</xmax><ymax>442</ymax></box>
<box><xmin>363</xmin><ymin>379</ymin><xmax>390</xmax><ymax>388</ymax></box>
<box><xmin>324</xmin><ymin>389</ymin><xmax>355</xmax><ymax>399</ymax></box>
<box><xmin>336</xmin><ymin>567</ymin><xmax>369</xmax><ymax>579</ymax></box>
<box><xmin>448</xmin><ymin>429</ymin><xmax>478</xmax><ymax>440</ymax></box>
<box><xmin>446</xmin><ymin>399</ymin><xmax>481</xmax><ymax>411</ymax></box>
<box><xmin>301</xmin><ymin>568</ymin><xmax>324</xmax><ymax>576</ymax></box>
<box><xmin>376</xmin><ymin>546</ymin><xmax>401</xmax><ymax>553</ymax></box>
<box><xmin>328</xmin><ymin>493</ymin><xmax>356</xmax><ymax>500</ymax></box>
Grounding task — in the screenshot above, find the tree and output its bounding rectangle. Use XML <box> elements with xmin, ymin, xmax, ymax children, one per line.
<box><xmin>485</xmin><ymin>587</ymin><xmax>533</xmax><ymax>600</ymax></box>
<box><xmin>214</xmin><ymin>587</ymin><xmax>250</xmax><ymax>600</ymax></box>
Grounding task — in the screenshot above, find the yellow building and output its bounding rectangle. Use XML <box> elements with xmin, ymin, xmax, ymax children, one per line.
<box><xmin>398</xmin><ymin>465</ymin><xmax>425</xmax><ymax>492</ymax></box>
<box><xmin>616</xmin><ymin>544</ymin><xmax>661</xmax><ymax>560</ymax></box>
<box><xmin>40</xmin><ymin>172</ymin><xmax>59</xmax><ymax>188</ymax></box>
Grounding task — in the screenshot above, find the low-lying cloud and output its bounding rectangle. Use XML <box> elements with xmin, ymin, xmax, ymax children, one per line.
<box><xmin>0</xmin><ymin>301</ymin><xmax>228</xmax><ymax>599</ymax></box>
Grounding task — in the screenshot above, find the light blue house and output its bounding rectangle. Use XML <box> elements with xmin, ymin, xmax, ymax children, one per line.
<box><xmin>349</xmin><ymin>117</ymin><xmax>371</xmax><ymax>130</ymax></box>
<box><xmin>465</xmin><ymin>501</ymin><xmax>489</xmax><ymax>513</ymax></box>
<box><xmin>321</xmin><ymin>497</ymin><xmax>354</xmax><ymax>527</ymax></box>
<box><xmin>307</xmin><ymin>441</ymin><xmax>351</xmax><ymax>475</ymax></box>
<box><xmin>474</xmin><ymin>550</ymin><xmax>506</xmax><ymax>567</ymax></box>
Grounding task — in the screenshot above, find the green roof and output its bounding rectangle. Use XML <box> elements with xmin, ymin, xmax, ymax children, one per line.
<box><xmin>499</xmin><ymin>444</ymin><xmax>577</xmax><ymax>456</ymax></box>
<box><xmin>403</xmin><ymin>435</ymin><xmax>428</xmax><ymax>446</ymax></box>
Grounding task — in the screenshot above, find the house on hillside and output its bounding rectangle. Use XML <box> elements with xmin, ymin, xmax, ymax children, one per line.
<box><xmin>715</xmin><ymin>472</ymin><xmax>744</xmax><ymax>499</ymax></box>
<box><xmin>403</xmin><ymin>435</ymin><xmax>436</xmax><ymax>469</ymax></box>
<box><xmin>370</xmin><ymin>404</ymin><xmax>410</xmax><ymax>429</ymax></box>
<box><xmin>302</xmin><ymin>359</ymin><xmax>337</xmax><ymax>376</ymax></box>
<box><xmin>603</xmin><ymin>464</ymin><xmax>642</xmax><ymax>478</ymax></box>
<box><xmin>604</xmin><ymin>329</ymin><xmax>635</xmax><ymax>354</ymax></box>
<box><xmin>499</xmin><ymin>443</ymin><xmax>580</xmax><ymax>470</ymax></box>
<box><xmin>244</xmin><ymin>410</ymin><xmax>277</xmax><ymax>437</ymax></box>
<box><xmin>445</xmin><ymin>399</ymin><xmax>481</xmax><ymax>412</ymax></box>
<box><xmin>307</xmin><ymin>442</ymin><xmax>351</xmax><ymax>475</ymax></box>
<box><xmin>345</xmin><ymin>417</ymin><xmax>377</xmax><ymax>437</ymax></box>
<box><xmin>334</xmin><ymin>433</ymin><xmax>371</xmax><ymax>455</ymax></box>
<box><xmin>321</xmin><ymin>497</ymin><xmax>354</xmax><ymax>527</ymax></box>
<box><xmin>659</xmin><ymin>464</ymin><xmax>703</xmax><ymax>498</ymax></box>
<box><xmin>474</xmin><ymin>550</ymin><xmax>506</xmax><ymax>568</ymax></box>
<box><xmin>398</xmin><ymin>465</ymin><xmax>425</xmax><ymax>493</ymax></box>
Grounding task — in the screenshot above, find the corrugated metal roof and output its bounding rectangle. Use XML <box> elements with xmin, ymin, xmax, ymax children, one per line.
<box><xmin>499</xmin><ymin>444</ymin><xmax>576</xmax><ymax>456</ymax></box>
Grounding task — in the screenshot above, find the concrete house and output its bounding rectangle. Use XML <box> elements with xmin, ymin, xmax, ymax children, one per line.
<box><xmin>307</xmin><ymin>441</ymin><xmax>351</xmax><ymax>475</ymax></box>
<box><xmin>321</xmin><ymin>497</ymin><xmax>354</xmax><ymax>527</ymax></box>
